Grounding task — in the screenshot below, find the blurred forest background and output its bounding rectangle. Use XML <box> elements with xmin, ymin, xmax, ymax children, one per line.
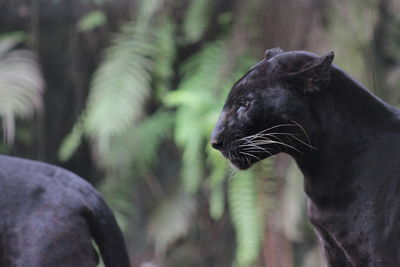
<box><xmin>0</xmin><ymin>0</ymin><xmax>399</xmax><ymax>266</ymax></box>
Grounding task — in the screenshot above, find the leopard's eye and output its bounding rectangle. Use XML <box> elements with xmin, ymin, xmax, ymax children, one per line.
<box><xmin>237</xmin><ymin>100</ymin><xmax>250</xmax><ymax>112</ymax></box>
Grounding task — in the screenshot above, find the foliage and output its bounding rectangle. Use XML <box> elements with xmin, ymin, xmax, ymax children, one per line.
<box><xmin>164</xmin><ymin>42</ymin><xmax>229</xmax><ymax>194</ymax></box>
<box><xmin>84</xmin><ymin>23</ymin><xmax>155</xmax><ymax>153</ymax></box>
<box><xmin>57</xmin><ymin>0</ymin><xmax>327</xmax><ymax>265</ymax></box>
<box><xmin>0</xmin><ymin>33</ymin><xmax>44</xmax><ymax>144</ymax></box>
<box><xmin>101</xmin><ymin>109</ymin><xmax>174</xmax><ymax>172</ymax></box>
<box><xmin>61</xmin><ymin>0</ymin><xmax>266</xmax><ymax>261</ymax></box>
<box><xmin>183</xmin><ymin>0</ymin><xmax>213</xmax><ymax>43</ymax></box>
<box><xmin>207</xmin><ymin>148</ymin><xmax>228</xmax><ymax>220</ymax></box>
<box><xmin>58</xmin><ymin>115</ymin><xmax>84</xmax><ymax>161</ymax></box>
<box><xmin>165</xmin><ymin>42</ymin><xmax>265</xmax><ymax>265</ymax></box>
<box><xmin>228</xmin><ymin>170</ymin><xmax>262</xmax><ymax>267</ymax></box>
<box><xmin>153</xmin><ymin>21</ymin><xmax>176</xmax><ymax>97</ymax></box>
<box><xmin>60</xmin><ymin>24</ymin><xmax>168</xmax><ymax>159</ymax></box>
<box><xmin>60</xmin><ymin>0</ymin><xmax>179</xmax><ymax>157</ymax></box>
<box><xmin>3</xmin><ymin>0</ymin><xmax>399</xmax><ymax>266</ymax></box>
<box><xmin>147</xmin><ymin>192</ymin><xmax>196</xmax><ymax>256</ymax></box>
<box><xmin>77</xmin><ymin>10</ymin><xmax>107</xmax><ymax>32</ymax></box>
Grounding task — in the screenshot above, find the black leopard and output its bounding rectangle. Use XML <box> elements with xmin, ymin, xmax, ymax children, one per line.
<box><xmin>211</xmin><ymin>48</ymin><xmax>400</xmax><ymax>266</ymax></box>
<box><xmin>0</xmin><ymin>155</ymin><xmax>130</xmax><ymax>267</ymax></box>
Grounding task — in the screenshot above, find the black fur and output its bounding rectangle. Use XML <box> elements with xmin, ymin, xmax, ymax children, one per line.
<box><xmin>0</xmin><ymin>155</ymin><xmax>130</xmax><ymax>267</ymax></box>
<box><xmin>211</xmin><ymin>48</ymin><xmax>400</xmax><ymax>266</ymax></box>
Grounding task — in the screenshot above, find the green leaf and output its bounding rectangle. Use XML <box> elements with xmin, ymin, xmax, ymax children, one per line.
<box><xmin>228</xmin><ymin>171</ymin><xmax>262</xmax><ymax>267</ymax></box>
<box><xmin>82</xmin><ymin>22</ymin><xmax>157</xmax><ymax>153</ymax></box>
<box><xmin>61</xmin><ymin>1</ymin><xmax>175</xmax><ymax>160</ymax></box>
<box><xmin>58</xmin><ymin>115</ymin><xmax>84</xmax><ymax>161</ymax></box>
<box><xmin>166</xmin><ymin>42</ymin><xmax>233</xmax><ymax>194</ymax></box>
<box><xmin>208</xmin><ymin>147</ymin><xmax>228</xmax><ymax>220</ymax></box>
<box><xmin>148</xmin><ymin>192</ymin><xmax>196</xmax><ymax>255</ymax></box>
<box><xmin>0</xmin><ymin>31</ymin><xmax>27</xmax><ymax>56</ymax></box>
<box><xmin>183</xmin><ymin>0</ymin><xmax>213</xmax><ymax>43</ymax></box>
<box><xmin>153</xmin><ymin>21</ymin><xmax>176</xmax><ymax>97</ymax></box>
<box><xmin>77</xmin><ymin>10</ymin><xmax>107</xmax><ymax>32</ymax></box>
<box><xmin>167</xmin><ymin>42</ymin><xmax>256</xmax><ymax>198</ymax></box>
<box><xmin>209</xmin><ymin>183</ymin><xmax>225</xmax><ymax>220</ymax></box>
<box><xmin>100</xmin><ymin>109</ymin><xmax>174</xmax><ymax>172</ymax></box>
<box><xmin>137</xmin><ymin>0</ymin><xmax>167</xmax><ymax>26</ymax></box>
<box><xmin>0</xmin><ymin>37</ymin><xmax>44</xmax><ymax>144</ymax></box>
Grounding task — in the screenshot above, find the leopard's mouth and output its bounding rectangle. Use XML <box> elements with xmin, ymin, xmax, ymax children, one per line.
<box><xmin>219</xmin><ymin>149</ymin><xmax>248</xmax><ymax>170</ymax></box>
<box><xmin>228</xmin><ymin>156</ymin><xmax>253</xmax><ymax>170</ymax></box>
<box><xmin>225</xmin><ymin>123</ymin><xmax>315</xmax><ymax>168</ymax></box>
<box><xmin>223</xmin><ymin>142</ymin><xmax>268</xmax><ymax>170</ymax></box>
<box><xmin>218</xmin><ymin>122</ymin><xmax>315</xmax><ymax>170</ymax></box>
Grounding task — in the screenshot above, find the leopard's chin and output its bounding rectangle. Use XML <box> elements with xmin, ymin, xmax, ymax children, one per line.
<box><xmin>229</xmin><ymin>160</ymin><xmax>251</xmax><ymax>170</ymax></box>
<box><xmin>222</xmin><ymin>147</ymin><xmax>270</xmax><ymax>170</ymax></box>
<box><xmin>227</xmin><ymin>154</ymin><xmax>256</xmax><ymax>170</ymax></box>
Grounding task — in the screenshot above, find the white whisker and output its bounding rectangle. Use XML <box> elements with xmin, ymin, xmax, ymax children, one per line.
<box><xmin>227</xmin><ymin>167</ymin><xmax>236</xmax><ymax>181</ymax></box>
<box><xmin>238</xmin><ymin>123</ymin><xmax>298</xmax><ymax>141</ymax></box>
<box><xmin>239</xmin><ymin>151</ymin><xmax>261</xmax><ymax>161</ymax></box>
<box><xmin>290</xmin><ymin>119</ymin><xmax>312</xmax><ymax>145</ymax></box>
<box><xmin>251</xmin><ymin>140</ymin><xmax>304</xmax><ymax>155</ymax></box>
<box><xmin>253</xmin><ymin>132</ymin><xmax>317</xmax><ymax>150</ymax></box>
<box><xmin>239</xmin><ymin>143</ymin><xmax>269</xmax><ymax>152</ymax></box>
<box><xmin>242</xmin><ymin>146</ymin><xmax>274</xmax><ymax>157</ymax></box>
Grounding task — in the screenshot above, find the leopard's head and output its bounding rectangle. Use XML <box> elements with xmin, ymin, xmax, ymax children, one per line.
<box><xmin>211</xmin><ymin>48</ymin><xmax>334</xmax><ymax>169</ymax></box>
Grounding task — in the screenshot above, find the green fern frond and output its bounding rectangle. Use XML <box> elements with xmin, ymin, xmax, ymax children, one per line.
<box><xmin>166</xmin><ymin>39</ymin><xmax>263</xmax><ymax>263</ymax></box>
<box><xmin>178</xmin><ymin>42</ymin><xmax>227</xmax><ymax>94</ymax></box>
<box><xmin>148</xmin><ymin>191</ymin><xmax>196</xmax><ymax>256</ymax></box>
<box><xmin>153</xmin><ymin>21</ymin><xmax>176</xmax><ymax>97</ymax></box>
<box><xmin>183</xmin><ymin>0</ymin><xmax>213</xmax><ymax>43</ymax></box>
<box><xmin>100</xmin><ymin>171</ymin><xmax>138</xmax><ymax>233</ymax></box>
<box><xmin>61</xmin><ymin>21</ymin><xmax>158</xmax><ymax>157</ymax></box>
<box><xmin>85</xmin><ymin>23</ymin><xmax>155</xmax><ymax>137</ymax></box>
<box><xmin>98</xmin><ymin>110</ymin><xmax>174</xmax><ymax>229</ymax></box>
<box><xmin>97</xmin><ymin>109</ymin><xmax>174</xmax><ymax>172</ymax></box>
<box><xmin>173</xmin><ymin>107</ymin><xmax>205</xmax><ymax>194</ymax></box>
<box><xmin>207</xmin><ymin>147</ymin><xmax>228</xmax><ymax>220</ymax></box>
<box><xmin>0</xmin><ymin>32</ymin><xmax>27</xmax><ymax>56</ymax></box>
<box><xmin>98</xmin><ymin>110</ymin><xmax>174</xmax><ymax>238</ymax></box>
<box><xmin>209</xmin><ymin>182</ymin><xmax>225</xmax><ymax>220</ymax></box>
<box><xmin>132</xmin><ymin>110</ymin><xmax>174</xmax><ymax>170</ymax></box>
<box><xmin>165</xmin><ymin>42</ymin><xmax>254</xmax><ymax>196</ymax></box>
<box><xmin>77</xmin><ymin>10</ymin><xmax>107</xmax><ymax>32</ymax></box>
<box><xmin>58</xmin><ymin>114</ymin><xmax>84</xmax><ymax>161</ymax></box>
<box><xmin>0</xmin><ymin>36</ymin><xmax>44</xmax><ymax>144</ymax></box>
<box><xmin>228</xmin><ymin>170</ymin><xmax>262</xmax><ymax>267</ymax></box>
<box><xmin>137</xmin><ymin>0</ymin><xmax>167</xmax><ymax>26</ymax></box>
<box><xmin>164</xmin><ymin>42</ymin><xmax>229</xmax><ymax>194</ymax></box>
<box><xmin>60</xmin><ymin>15</ymin><xmax>176</xmax><ymax>160</ymax></box>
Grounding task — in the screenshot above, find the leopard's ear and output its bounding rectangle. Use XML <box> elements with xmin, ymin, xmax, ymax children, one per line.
<box><xmin>264</xmin><ymin>47</ymin><xmax>284</xmax><ymax>60</ymax></box>
<box><xmin>283</xmin><ymin>51</ymin><xmax>334</xmax><ymax>93</ymax></box>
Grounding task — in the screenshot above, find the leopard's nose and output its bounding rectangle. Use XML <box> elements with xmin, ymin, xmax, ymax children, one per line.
<box><xmin>211</xmin><ymin>137</ymin><xmax>223</xmax><ymax>150</ymax></box>
<box><xmin>211</xmin><ymin>127</ymin><xmax>224</xmax><ymax>150</ymax></box>
<box><xmin>211</xmin><ymin>112</ymin><xmax>226</xmax><ymax>151</ymax></box>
